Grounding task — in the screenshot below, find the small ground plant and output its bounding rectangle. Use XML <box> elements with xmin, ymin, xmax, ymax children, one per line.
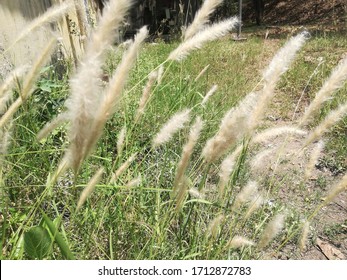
<box><xmin>0</xmin><ymin>0</ymin><xmax>346</xmax><ymax>260</ymax></box>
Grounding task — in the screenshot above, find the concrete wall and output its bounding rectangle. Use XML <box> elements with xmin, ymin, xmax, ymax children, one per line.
<box><xmin>0</xmin><ymin>0</ymin><xmax>98</xmax><ymax>77</ymax></box>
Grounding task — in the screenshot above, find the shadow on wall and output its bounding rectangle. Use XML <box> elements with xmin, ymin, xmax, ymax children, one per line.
<box><xmin>0</xmin><ymin>0</ymin><xmax>98</xmax><ymax>76</ymax></box>
<box><xmin>1</xmin><ymin>0</ymin><xmax>53</xmax><ymax>19</ymax></box>
<box><xmin>0</xmin><ymin>2</ymin><xmax>53</xmax><ymax>77</ymax></box>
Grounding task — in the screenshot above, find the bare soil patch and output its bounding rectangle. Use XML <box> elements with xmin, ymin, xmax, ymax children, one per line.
<box><xmin>244</xmin><ymin>0</ymin><xmax>346</xmax><ymax>28</ymax></box>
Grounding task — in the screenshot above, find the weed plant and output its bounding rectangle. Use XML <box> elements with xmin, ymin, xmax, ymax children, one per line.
<box><xmin>0</xmin><ymin>0</ymin><xmax>346</xmax><ymax>260</ymax></box>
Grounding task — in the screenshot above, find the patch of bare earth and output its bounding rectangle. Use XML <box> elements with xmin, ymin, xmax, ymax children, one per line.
<box><xmin>250</xmin><ymin>120</ymin><xmax>347</xmax><ymax>259</ymax></box>
<box><xmin>244</xmin><ymin>0</ymin><xmax>346</xmax><ymax>28</ymax></box>
<box><xmin>242</xmin><ymin>27</ymin><xmax>346</xmax><ymax>259</ymax></box>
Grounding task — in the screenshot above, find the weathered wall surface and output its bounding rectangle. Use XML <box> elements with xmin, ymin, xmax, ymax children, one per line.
<box><xmin>0</xmin><ymin>0</ymin><xmax>98</xmax><ymax>77</ymax></box>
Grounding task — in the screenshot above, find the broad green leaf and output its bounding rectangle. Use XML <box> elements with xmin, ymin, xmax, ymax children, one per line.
<box><xmin>24</xmin><ymin>226</ymin><xmax>52</xmax><ymax>259</ymax></box>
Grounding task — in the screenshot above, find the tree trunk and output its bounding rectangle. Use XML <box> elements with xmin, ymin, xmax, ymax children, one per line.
<box><xmin>253</xmin><ymin>0</ymin><xmax>264</xmax><ymax>25</ymax></box>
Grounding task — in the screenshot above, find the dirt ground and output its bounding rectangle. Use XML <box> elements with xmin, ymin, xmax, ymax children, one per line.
<box><xmin>244</xmin><ymin>0</ymin><xmax>346</xmax><ymax>29</ymax></box>
<box><xmin>254</xmin><ymin>130</ymin><xmax>347</xmax><ymax>260</ymax></box>
<box><xmin>241</xmin><ymin>14</ymin><xmax>347</xmax><ymax>260</ymax></box>
<box><xmin>242</xmin><ymin>32</ymin><xmax>347</xmax><ymax>259</ymax></box>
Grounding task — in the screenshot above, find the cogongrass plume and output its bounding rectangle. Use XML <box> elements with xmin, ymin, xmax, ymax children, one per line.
<box><xmin>152</xmin><ymin>108</ymin><xmax>191</xmax><ymax>148</ymax></box>
<box><xmin>299</xmin><ymin>220</ymin><xmax>310</xmax><ymax>252</ymax></box>
<box><xmin>157</xmin><ymin>65</ymin><xmax>164</xmax><ymax>85</ymax></box>
<box><xmin>201</xmin><ymin>84</ymin><xmax>218</xmax><ymax>107</ymax></box>
<box><xmin>263</xmin><ymin>32</ymin><xmax>310</xmax><ymax>84</ymax></box>
<box><xmin>218</xmin><ymin>151</ymin><xmax>237</xmax><ymax>200</ymax></box>
<box><xmin>173</xmin><ymin>117</ymin><xmax>203</xmax><ymax>196</ymax></box>
<box><xmin>244</xmin><ymin>194</ymin><xmax>264</xmax><ymax>220</ymax></box>
<box><xmin>202</xmin><ymin>92</ymin><xmax>257</xmax><ymax>163</ymax></box>
<box><xmin>88</xmin><ymin>0</ymin><xmax>134</xmax><ymax>54</ymax></box>
<box><xmin>62</xmin><ymin>0</ymin><xmax>133</xmax><ymax>172</ymax></box>
<box><xmin>0</xmin><ymin>121</ymin><xmax>13</xmax><ymax>164</ymax></box>
<box><xmin>37</xmin><ymin>113</ymin><xmax>69</xmax><ymax>141</ymax></box>
<box><xmin>321</xmin><ymin>172</ymin><xmax>347</xmax><ymax>207</ymax></box>
<box><xmin>188</xmin><ymin>187</ymin><xmax>205</xmax><ymax>199</ymax></box>
<box><xmin>116</xmin><ymin>126</ymin><xmax>127</xmax><ymax>156</ymax></box>
<box><xmin>300</xmin><ymin>55</ymin><xmax>347</xmax><ymax>126</ymax></box>
<box><xmin>6</xmin><ymin>1</ymin><xmax>72</xmax><ymax>50</ymax></box>
<box><xmin>76</xmin><ymin>167</ymin><xmax>104</xmax><ymax>211</ymax></box>
<box><xmin>0</xmin><ymin>65</ymin><xmax>29</xmax><ymax>111</ymax></box>
<box><xmin>194</xmin><ymin>64</ymin><xmax>210</xmax><ymax>82</ymax></box>
<box><xmin>135</xmin><ymin>70</ymin><xmax>159</xmax><ymax>122</ymax></box>
<box><xmin>78</xmin><ymin>27</ymin><xmax>148</xmax><ymax>169</ymax></box>
<box><xmin>227</xmin><ymin>236</ymin><xmax>255</xmax><ymax>249</ymax></box>
<box><xmin>47</xmin><ymin>155</ymin><xmax>70</xmax><ymax>186</ymax></box>
<box><xmin>252</xmin><ymin>126</ymin><xmax>307</xmax><ymax>144</ymax></box>
<box><xmin>258</xmin><ymin>213</ymin><xmax>286</xmax><ymax>249</ymax></box>
<box><xmin>73</xmin><ymin>0</ymin><xmax>89</xmax><ymax>45</ymax></box>
<box><xmin>291</xmin><ymin>56</ymin><xmax>325</xmax><ymax>121</ymax></box>
<box><xmin>0</xmin><ymin>39</ymin><xmax>56</xmax><ymax>129</ymax></box>
<box><xmin>303</xmin><ymin>102</ymin><xmax>347</xmax><ymax>147</ymax></box>
<box><xmin>126</xmin><ymin>174</ymin><xmax>142</xmax><ymax>188</ymax></box>
<box><xmin>206</xmin><ymin>214</ymin><xmax>224</xmax><ymax>239</ymax></box>
<box><xmin>174</xmin><ymin>176</ymin><xmax>190</xmax><ymax>212</ymax></box>
<box><xmin>304</xmin><ymin>140</ymin><xmax>324</xmax><ymax>180</ymax></box>
<box><xmin>250</xmin><ymin>147</ymin><xmax>276</xmax><ymax>172</ymax></box>
<box><xmin>249</xmin><ymin>32</ymin><xmax>309</xmax><ymax>131</ymax></box>
<box><xmin>232</xmin><ymin>180</ymin><xmax>258</xmax><ymax>211</ymax></box>
<box><xmin>168</xmin><ymin>17</ymin><xmax>238</xmax><ymax>61</ymax></box>
<box><xmin>21</xmin><ymin>41</ymin><xmax>57</xmax><ymax>101</ymax></box>
<box><xmin>183</xmin><ymin>0</ymin><xmax>224</xmax><ymax>41</ymax></box>
<box><xmin>111</xmin><ymin>153</ymin><xmax>137</xmax><ymax>183</ymax></box>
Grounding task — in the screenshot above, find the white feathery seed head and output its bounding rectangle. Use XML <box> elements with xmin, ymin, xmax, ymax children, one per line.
<box><xmin>201</xmin><ymin>84</ymin><xmax>218</xmax><ymax>107</ymax></box>
<box><xmin>218</xmin><ymin>151</ymin><xmax>238</xmax><ymax>199</ymax></box>
<box><xmin>117</xmin><ymin>126</ymin><xmax>127</xmax><ymax>155</ymax></box>
<box><xmin>66</xmin><ymin>25</ymin><xmax>147</xmax><ymax>173</ymax></box>
<box><xmin>157</xmin><ymin>65</ymin><xmax>164</xmax><ymax>85</ymax></box>
<box><xmin>135</xmin><ymin>70</ymin><xmax>158</xmax><ymax>121</ymax></box>
<box><xmin>112</xmin><ymin>153</ymin><xmax>137</xmax><ymax>181</ymax></box>
<box><xmin>252</xmin><ymin>126</ymin><xmax>307</xmax><ymax>143</ymax></box>
<box><xmin>202</xmin><ymin>92</ymin><xmax>257</xmax><ymax>162</ymax></box>
<box><xmin>126</xmin><ymin>174</ymin><xmax>142</xmax><ymax>188</ymax></box>
<box><xmin>0</xmin><ymin>65</ymin><xmax>29</xmax><ymax>99</ymax></box>
<box><xmin>258</xmin><ymin>213</ymin><xmax>286</xmax><ymax>249</ymax></box>
<box><xmin>300</xmin><ymin>55</ymin><xmax>347</xmax><ymax>125</ymax></box>
<box><xmin>173</xmin><ymin>116</ymin><xmax>203</xmax><ymax>195</ymax></box>
<box><xmin>76</xmin><ymin>167</ymin><xmax>104</xmax><ymax>211</ymax></box>
<box><xmin>89</xmin><ymin>0</ymin><xmax>134</xmax><ymax>53</ymax></box>
<box><xmin>0</xmin><ymin>65</ymin><xmax>29</xmax><ymax>114</ymax></box>
<box><xmin>322</xmin><ymin>172</ymin><xmax>347</xmax><ymax>207</ymax></box>
<box><xmin>263</xmin><ymin>31</ymin><xmax>310</xmax><ymax>84</ymax></box>
<box><xmin>153</xmin><ymin>109</ymin><xmax>191</xmax><ymax>147</ymax></box>
<box><xmin>0</xmin><ymin>39</ymin><xmax>56</xmax><ymax>129</ymax></box>
<box><xmin>232</xmin><ymin>180</ymin><xmax>259</xmax><ymax>211</ymax></box>
<box><xmin>219</xmin><ymin>153</ymin><xmax>236</xmax><ymax>185</ymax></box>
<box><xmin>184</xmin><ymin>0</ymin><xmax>224</xmax><ymax>40</ymax></box>
<box><xmin>227</xmin><ymin>236</ymin><xmax>255</xmax><ymax>249</ymax></box>
<box><xmin>299</xmin><ymin>220</ymin><xmax>310</xmax><ymax>252</ymax></box>
<box><xmin>248</xmin><ymin>32</ymin><xmax>309</xmax><ymax>131</ymax></box>
<box><xmin>37</xmin><ymin>113</ymin><xmax>68</xmax><ymax>141</ymax></box>
<box><xmin>250</xmin><ymin>147</ymin><xmax>276</xmax><ymax>172</ymax></box>
<box><xmin>304</xmin><ymin>140</ymin><xmax>324</xmax><ymax>180</ymax></box>
<box><xmin>207</xmin><ymin>214</ymin><xmax>224</xmax><ymax>238</ymax></box>
<box><xmin>244</xmin><ymin>194</ymin><xmax>264</xmax><ymax>220</ymax></box>
<box><xmin>188</xmin><ymin>187</ymin><xmax>205</xmax><ymax>199</ymax></box>
<box><xmin>168</xmin><ymin>17</ymin><xmax>238</xmax><ymax>61</ymax></box>
<box><xmin>195</xmin><ymin>64</ymin><xmax>210</xmax><ymax>82</ymax></box>
<box><xmin>303</xmin><ymin>102</ymin><xmax>347</xmax><ymax>147</ymax></box>
<box><xmin>63</xmin><ymin>0</ymin><xmax>134</xmax><ymax>173</ymax></box>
